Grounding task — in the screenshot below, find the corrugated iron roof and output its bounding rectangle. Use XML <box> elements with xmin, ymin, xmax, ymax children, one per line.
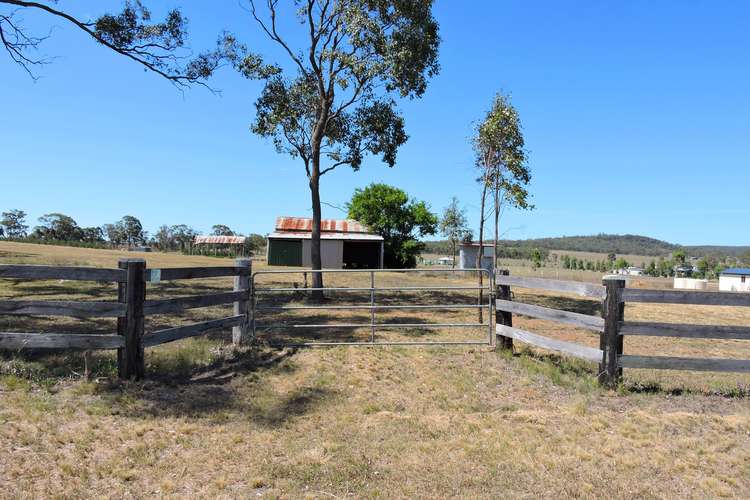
<box><xmin>721</xmin><ymin>268</ymin><xmax>750</xmax><ymax>276</ymax></box>
<box><xmin>275</xmin><ymin>216</ymin><xmax>371</xmax><ymax>234</ymax></box>
<box><xmin>268</xmin><ymin>231</ymin><xmax>383</xmax><ymax>241</ymax></box>
<box><xmin>194</xmin><ymin>235</ymin><xmax>248</xmax><ymax>245</ymax></box>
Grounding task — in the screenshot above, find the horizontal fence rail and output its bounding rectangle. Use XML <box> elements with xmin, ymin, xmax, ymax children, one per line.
<box><xmin>0</xmin><ymin>332</ymin><xmax>125</xmax><ymax>350</ymax></box>
<box><xmin>621</xmin><ymin>288</ymin><xmax>750</xmax><ymax>307</ymax></box>
<box><xmin>0</xmin><ymin>300</ymin><xmax>125</xmax><ymax>317</ymax></box>
<box><xmin>143</xmin><ymin>315</ymin><xmax>245</xmax><ymax>348</ymax></box>
<box><xmin>496</xmin><ymin>324</ymin><xmax>603</xmax><ymax>363</ymax></box>
<box><xmin>495</xmin><ymin>274</ymin><xmax>605</xmax><ymax>299</ymax></box>
<box><xmin>146</xmin><ymin>266</ymin><xmax>249</xmax><ymax>282</ymax></box>
<box><xmin>254</xmin><ymin>285</ymin><xmax>487</xmax><ymax>292</ymax></box>
<box><xmin>0</xmin><ymin>264</ymin><xmax>125</xmax><ymax>282</ymax></box>
<box><xmin>258</xmin><ymin>322</ymin><xmax>488</xmax><ymax>329</ymax></box>
<box><xmin>620</xmin><ymin>355</ymin><xmax>750</xmax><ymax>373</ymax></box>
<box><xmin>619</xmin><ymin>321</ymin><xmax>750</xmax><ymax>340</ymax></box>
<box><xmin>496</xmin><ymin>299</ymin><xmax>604</xmax><ymax>331</ymax></box>
<box><xmin>144</xmin><ymin>291</ymin><xmax>247</xmax><ymax>315</ymax></box>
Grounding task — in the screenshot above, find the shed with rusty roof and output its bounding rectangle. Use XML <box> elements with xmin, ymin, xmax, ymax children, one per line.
<box><xmin>267</xmin><ymin>216</ymin><xmax>384</xmax><ymax>269</ymax></box>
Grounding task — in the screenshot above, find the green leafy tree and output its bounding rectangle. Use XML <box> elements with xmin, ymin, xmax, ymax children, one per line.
<box><xmin>0</xmin><ymin>0</ymin><xmax>225</xmax><ymax>87</ymax></box>
<box><xmin>439</xmin><ymin>197</ymin><xmax>471</xmax><ymax>268</ymax></box>
<box><xmin>153</xmin><ymin>225</ymin><xmax>176</xmax><ymax>251</ymax></box>
<box><xmin>614</xmin><ymin>257</ymin><xmax>629</xmax><ymax>270</ymax></box>
<box><xmin>81</xmin><ymin>227</ymin><xmax>105</xmax><ymax>243</ymax></box>
<box><xmin>531</xmin><ymin>248</ymin><xmax>543</xmax><ymax>270</ymax></box>
<box><xmin>231</xmin><ymin>0</ymin><xmax>440</xmax><ymax>296</ymax></box>
<box><xmin>474</xmin><ymin>92</ymin><xmax>532</xmax><ymax>270</ymax></box>
<box><xmin>347</xmin><ymin>183</ymin><xmax>437</xmax><ymax>269</ymax></box>
<box><xmin>672</xmin><ymin>249</ymin><xmax>687</xmax><ymax>266</ymax></box>
<box><xmin>171</xmin><ymin>224</ymin><xmax>198</xmax><ymax>253</ymax></box>
<box><xmin>32</xmin><ymin>213</ymin><xmax>82</xmax><ymax>240</ymax></box>
<box><xmin>103</xmin><ymin>223</ymin><xmax>126</xmax><ymax>246</ymax></box>
<box><xmin>247</xmin><ymin>233</ymin><xmax>267</xmax><ymax>255</ymax></box>
<box><xmin>211</xmin><ymin>224</ymin><xmax>235</xmax><ymax>236</ymax></box>
<box><xmin>0</xmin><ymin>209</ymin><xmax>28</xmax><ymax>237</ymax></box>
<box><xmin>120</xmin><ymin>215</ymin><xmax>146</xmax><ymax>246</ymax></box>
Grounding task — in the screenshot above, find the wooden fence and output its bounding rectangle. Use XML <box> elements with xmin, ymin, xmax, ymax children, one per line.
<box><xmin>0</xmin><ymin>258</ymin><xmax>252</xmax><ymax>379</ymax></box>
<box><xmin>495</xmin><ymin>270</ymin><xmax>750</xmax><ymax>386</ymax></box>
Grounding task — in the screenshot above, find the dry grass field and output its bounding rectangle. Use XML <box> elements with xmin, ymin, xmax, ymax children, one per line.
<box><xmin>1</xmin><ymin>241</ymin><xmax>750</xmax><ymax>498</ymax></box>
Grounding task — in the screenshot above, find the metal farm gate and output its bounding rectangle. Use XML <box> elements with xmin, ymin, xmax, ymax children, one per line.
<box><xmin>251</xmin><ymin>268</ymin><xmax>493</xmax><ymax>346</ymax></box>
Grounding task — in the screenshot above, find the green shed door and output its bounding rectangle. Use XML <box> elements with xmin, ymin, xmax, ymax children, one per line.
<box><xmin>268</xmin><ymin>239</ymin><xmax>302</xmax><ymax>266</ymax></box>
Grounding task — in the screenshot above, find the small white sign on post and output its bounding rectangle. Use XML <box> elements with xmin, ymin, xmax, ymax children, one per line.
<box><xmin>148</xmin><ymin>269</ymin><xmax>161</xmax><ymax>284</ymax></box>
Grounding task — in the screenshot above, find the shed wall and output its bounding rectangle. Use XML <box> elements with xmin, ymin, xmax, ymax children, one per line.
<box><xmin>301</xmin><ymin>239</ymin><xmax>344</xmax><ymax>268</ymax></box>
<box><xmin>459</xmin><ymin>246</ymin><xmax>494</xmax><ymax>271</ymax></box>
<box><xmin>720</xmin><ymin>275</ymin><xmax>750</xmax><ymax>292</ymax></box>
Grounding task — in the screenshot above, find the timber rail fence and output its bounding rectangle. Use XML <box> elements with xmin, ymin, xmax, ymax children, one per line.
<box><xmin>495</xmin><ymin>270</ymin><xmax>750</xmax><ymax>386</ymax></box>
<box><xmin>0</xmin><ymin>258</ymin><xmax>252</xmax><ymax>379</ymax></box>
<box><xmin>2</xmin><ymin>260</ymin><xmax>750</xmax><ymax>385</ymax></box>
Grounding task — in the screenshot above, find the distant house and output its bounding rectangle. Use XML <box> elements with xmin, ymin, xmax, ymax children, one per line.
<box><xmin>266</xmin><ymin>217</ymin><xmax>383</xmax><ymax>269</ymax></box>
<box><xmin>719</xmin><ymin>268</ymin><xmax>750</xmax><ymax>292</ymax></box>
<box><xmin>616</xmin><ymin>266</ymin><xmax>644</xmax><ymax>276</ymax></box>
<box><xmin>674</xmin><ymin>265</ymin><xmax>695</xmax><ymax>278</ymax></box>
<box><xmin>458</xmin><ymin>243</ymin><xmax>494</xmax><ymax>272</ymax></box>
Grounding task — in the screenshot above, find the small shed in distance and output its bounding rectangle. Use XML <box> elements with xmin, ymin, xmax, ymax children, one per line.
<box><xmin>267</xmin><ymin>217</ymin><xmax>384</xmax><ymax>269</ymax></box>
<box><xmin>458</xmin><ymin>243</ymin><xmax>494</xmax><ymax>272</ymax></box>
<box><xmin>719</xmin><ymin>268</ymin><xmax>750</xmax><ymax>292</ymax></box>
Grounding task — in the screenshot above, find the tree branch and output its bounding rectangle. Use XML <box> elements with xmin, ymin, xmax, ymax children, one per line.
<box><xmin>248</xmin><ymin>0</ymin><xmax>309</xmax><ymax>78</ymax></box>
<box><xmin>0</xmin><ymin>0</ymin><xmax>213</xmax><ymax>88</ymax></box>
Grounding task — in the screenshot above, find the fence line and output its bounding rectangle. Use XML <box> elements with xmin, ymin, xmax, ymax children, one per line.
<box><xmin>495</xmin><ymin>272</ymin><xmax>750</xmax><ymax>386</ymax></box>
<box><xmin>0</xmin><ymin>258</ymin><xmax>252</xmax><ymax>380</ymax></box>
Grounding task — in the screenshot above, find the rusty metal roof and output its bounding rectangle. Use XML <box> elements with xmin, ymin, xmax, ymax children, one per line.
<box><xmin>275</xmin><ymin>216</ymin><xmax>372</xmax><ymax>234</ymax></box>
<box><xmin>194</xmin><ymin>235</ymin><xmax>247</xmax><ymax>245</ymax></box>
<box><xmin>268</xmin><ymin>231</ymin><xmax>383</xmax><ymax>241</ymax></box>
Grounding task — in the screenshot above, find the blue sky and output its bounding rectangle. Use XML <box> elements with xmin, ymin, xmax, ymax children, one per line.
<box><xmin>2</xmin><ymin>1</ymin><xmax>749</xmax><ymax>245</ymax></box>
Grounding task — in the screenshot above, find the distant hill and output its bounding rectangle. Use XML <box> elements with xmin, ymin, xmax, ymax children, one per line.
<box><xmin>502</xmin><ymin>234</ymin><xmax>679</xmax><ymax>256</ymax></box>
<box><xmin>424</xmin><ymin>234</ymin><xmax>747</xmax><ymax>259</ymax></box>
<box><xmin>683</xmin><ymin>245</ymin><xmax>750</xmax><ymax>258</ymax></box>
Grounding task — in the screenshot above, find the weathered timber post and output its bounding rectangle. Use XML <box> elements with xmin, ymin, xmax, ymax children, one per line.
<box><xmin>599</xmin><ymin>277</ymin><xmax>625</xmax><ymax>387</ymax></box>
<box><xmin>117</xmin><ymin>259</ymin><xmax>146</xmax><ymax>380</ymax></box>
<box><xmin>495</xmin><ymin>269</ymin><xmax>513</xmax><ymax>350</ymax></box>
<box><xmin>233</xmin><ymin>258</ymin><xmax>252</xmax><ymax>345</ymax></box>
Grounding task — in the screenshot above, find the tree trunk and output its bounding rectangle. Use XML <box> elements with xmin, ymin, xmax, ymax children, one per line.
<box><xmin>493</xmin><ymin>183</ymin><xmax>500</xmax><ymax>272</ymax></box>
<box><xmin>309</xmin><ymin>153</ymin><xmax>324</xmax><ymax>301</ymax></box>
<box><xmin>476</xmin><ymin>182</ymin><xmax>487</xmax><ymax>322</ymax></box>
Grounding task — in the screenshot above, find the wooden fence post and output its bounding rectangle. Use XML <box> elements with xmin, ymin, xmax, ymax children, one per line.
<box><xmin>233</xmin><ymin>258</ymin><xmax>252</xmax><ymax>345</ymax></box>
<box><xmin>117</xmin><ymin>259</ymin><xmax>146</xmax><ymax>380</ymax></box>
<box><xmin>599</xmin><ymin>277</ymin><xmax>625</xmax><ymax>387</ymax></box>
<box><xmin>496</xmin><ymin>269</ymin><xmax>513</xmax><ymax>350</ymax></box>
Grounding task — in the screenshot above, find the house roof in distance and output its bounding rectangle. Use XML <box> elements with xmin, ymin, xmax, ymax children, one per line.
<box><xmin>720</xmin><ymin>268</ymin><xmax>750</xmax><ymax>276</ymax></box>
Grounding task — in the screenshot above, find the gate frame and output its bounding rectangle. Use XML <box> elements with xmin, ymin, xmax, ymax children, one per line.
<box><xmin>250</xmin><ymin>268</ymin><xmax>494</xmax><ymax>347</ymax></box>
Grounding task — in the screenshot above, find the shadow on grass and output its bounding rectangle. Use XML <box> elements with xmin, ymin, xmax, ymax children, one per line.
<box><xmin>501</xmin><ymin>346</ymin><xmax>750</xmax><ymax>398</ymax></box>
<box><xmin>502</xmin><ymin>346</ymin><xmax>600</xmax><ymax>392</ymax></box>
<box><xmin>620</xmin><ymin>380</ymin><xmax>750</xmax><ymax>398</ymax></box>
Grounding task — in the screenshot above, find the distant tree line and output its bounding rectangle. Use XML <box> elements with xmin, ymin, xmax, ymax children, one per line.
<box><xmin>0</xmin><ymin>209</ymin><xmax>266</xmax><ymax>257</ymax></box>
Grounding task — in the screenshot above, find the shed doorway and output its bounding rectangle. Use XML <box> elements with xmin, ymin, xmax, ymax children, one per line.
<box><xmin>342</xmin><ymin>241</ymin><xmax>381</xmax><ymax>269</ymax></box>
